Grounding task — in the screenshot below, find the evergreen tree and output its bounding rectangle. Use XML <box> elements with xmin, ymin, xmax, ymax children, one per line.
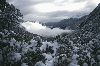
<box><xmin>0</xmin><ymin>0</ymin><xmax>23</xmax><ymax>30</ymax></box>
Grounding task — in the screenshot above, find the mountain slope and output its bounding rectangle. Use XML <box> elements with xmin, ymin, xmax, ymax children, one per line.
<box><xmin>55</xmin><ymin>3</ymin><xmax>100</xmax><ymax>66</ymax></box>
<box><xmin>45</xmin><ymin>15</ymin><xmax>87</xmax><ymax>30</ymax></box>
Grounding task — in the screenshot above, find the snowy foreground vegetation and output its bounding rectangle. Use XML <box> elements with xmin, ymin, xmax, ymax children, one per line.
<box><xmin>0</xmin><ymin>0</ymin><xmax>100</xmax><ymax>66</ymax></box>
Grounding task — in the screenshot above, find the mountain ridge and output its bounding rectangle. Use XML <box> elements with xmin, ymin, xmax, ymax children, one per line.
<box><xmin>45</xmin><ymin>15</ymin><xmax>88</xmax><ymax>30</ymax></box>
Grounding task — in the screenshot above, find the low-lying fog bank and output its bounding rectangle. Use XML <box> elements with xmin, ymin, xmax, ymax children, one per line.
<box><xmin>21</xmin><ymin>21</ymin><xmax>72</xmax><ymax>37</ymax></box>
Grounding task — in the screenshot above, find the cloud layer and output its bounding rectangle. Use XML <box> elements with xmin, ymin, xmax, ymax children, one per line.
<box><xmin>7</xmin><ymin>0</ymin><xmax>100</xmax><ymax>22</ymax></box>
<box><xmin>21</xmin><ymin>21</ymin><xmax>72</xmax><ymax>37</ymax></box>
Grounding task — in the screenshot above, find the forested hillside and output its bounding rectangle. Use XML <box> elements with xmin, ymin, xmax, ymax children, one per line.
<box><xmin>55</xmin><ymin>3</ymin><xmax>100</xmax><ymax>66</ymax></box>
<box><xmin>45</xmin><ymin>15</ymin><xmax>87</xmax><ymax>30</ymax></box>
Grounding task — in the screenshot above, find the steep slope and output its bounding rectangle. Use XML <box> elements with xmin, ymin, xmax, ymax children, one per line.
<box><xmin>77</xmin><ymin>3</ymin><xmax>100</xmax><ymax>66</ymax></box>
<box><xmin>0</xmin><ymin>0</ymin><xmax>45</xmax><ymax>66</ymax></box>
<box><xmin>55</xmin><ymin>3</ymin><xmax>100</xmax><ymax>66</ymax></box>
<box><xmin>78</xmin><ymin>3</ymin><xmax>100</xmax><ymax>46</ymax></box>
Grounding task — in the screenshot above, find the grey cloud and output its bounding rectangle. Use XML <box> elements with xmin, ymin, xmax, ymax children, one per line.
<box><xmin>7</xmin><ymin>0</ymin><xmax>53</xmax><ymax>14</ymax></box>
<box><xmin>60</xmin><ymin>0</ymin><xmax>87</xmax><ymax>3</ymax></box>
<box><xmin>23</xmin><ymin>10</ymin><xmax>89</xmax><ymax>22</ymax></box>
<box><xmin>44</xmin><ymin>11</ymin><xmax>87</xmax><ymax>18</ymax></box>
<box><xmin>71</xmin><ymin>0</ymin><xmax>87</xmax><ymax>3</ymax></box>
<box><xmin>7</xmin><ymin>0</ymin><xmax>99</xmax><ymax>23</ymax></box>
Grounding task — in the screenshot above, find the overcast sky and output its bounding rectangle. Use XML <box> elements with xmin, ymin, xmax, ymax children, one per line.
<box><xmin>7</xmin><ymin>0</ymin><xmax>100</xmax><ymax>22</ymax></box>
